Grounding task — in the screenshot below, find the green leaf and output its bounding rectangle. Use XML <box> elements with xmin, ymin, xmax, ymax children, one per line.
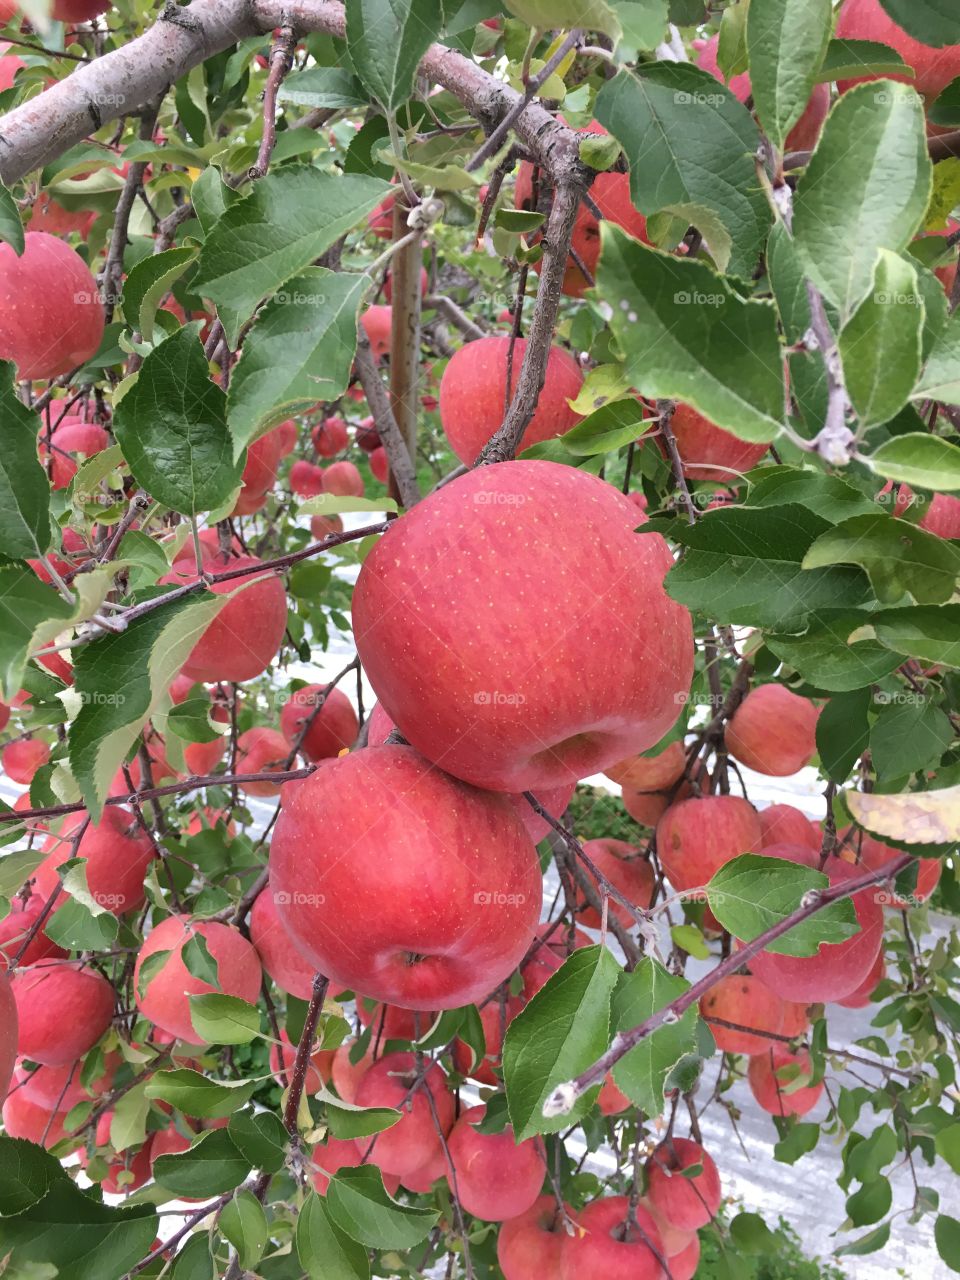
<box><xmin>866</xmin><ymin>433</ymin><xmax>960</xmax><ymax>490</ymax></box>
<box><xmin>113</xmin><ymin>329</ymin><xmax>241</xmax><ymax>516</ymax></box>
<box><xmin>325</xmin><ymin>1099</ymin><xmax>402</xmax><ymax>1140</ymax></box>
<box><xmin>145</xmin><ymin>1069</ymin><xmax>258</xmax><ymax>1119</ymax></box>
<box><xmin>0</xmin><ymin>1180</ymin><xmax>157</xmax><ymax>1280</ymax></box>
<box><xmin>663</xmin><ymin>504</ymin><xmax>871</xmax><ymax>628</ymax></box>
<box><xmin>913</xmin><ymin>313</ymin><xmax>960</xmax><ymax>406</ymax></box>
<box><xmin>0</xmin><ymin>569</ymin><xmax>74</xmax><ymax>701</ymax></box>
<box><xmin>872</xmin><ymin>604</ymin><xmax>960</xmax><ymax>668</ymax></box>
<box><xmin>774</xmin><ymin>1121</ymin><xmax>821</xmax><ymax>1164</ymax></box>
<box><xmin>559</xmin><ymin>398</ymin><xmax>650</xmax><ymax>456</ymax></box>
<box><xmin>730</xmin><ymin>1211</ymin><xmax>778</xmax><ymax>1253</ymax></box>
<box><xmin>297</xmin><ymin>1192</ymin><xmax>370</xmax><ymax>1280</ymax></box>
<box><xmin>929</xmin><ymin>76</ymin><xmax>960</xmax><ymax>128</ymax></box>
<box><xmin>746</xmin><ymin>0</ymin><xmax>832</xmax><ymax>153</ymax></box>
<box><xmin>595</xmin><ymin>64</ymin><xmax>769</xmax><ymax>278</ymax></box>
<box><xmin>227</xmin><ymin>268</ymin><xmax>366</xmax><ymax>458</ymax></box>
<box><xmin>0</xmin><ymin>1137</ymin><xmax>71</xmax><ymax>1215</ymax></box>
<box><xmin>344</xmin><ymin>0</ymin><xmax>443</xmax><ymax>112</ymax></box>
<box><xmin>220</xmin><ymin>1191</ymin><xmax>268</xmax><ymax>1271</ymax></box>
<box><xmin>193</xmin><ymin>169</ymin><xmax>390</xmax><ymax>344</ymax></box>
<box><xmin>877</xmin><ymin>0</ymin><xmax>960</xmax><ymax>46</ymax></box>
<box><xmin>503</xmin><ymin>946</ymin><xmax>621</xmax><ymax>1141</ymax></box>
<box><xmin>46</xmin><ymin>897</ymin><xmax>119</xmax><ymax>952</ymax></box>
<box><xmin>325</xmin><ymin>1167</ymin><xmax>439</xmax><ymax>1249</ymax></box>
<box><xmin>191</xmin><ymin>165</ymin><xmax>237</xmax><ymax>237</ymax></box>
<box><xmin>936</xmin><ymin>1124</ymin><xmax>960</xmax><ymax>1175</ymax></box>
<box><xmin>836</xmin><ymin>1221</ymin><xmax>892</xmax><ymax>1257</ymax></box>
<box><xmin>613</xmin><ymin>0</ymin><xmax>669</xmax><ymax>50</ymax></box>
<box><xmin>847</xmin><ymin>1176</ymin><xmax>892</xmax><ymax>1226</ymax></box>
<box><xmin>152</xmin><ymin>1128</ymin><xmax>250</xmax><ymax>1197</ymax></box>
<box><xmin>870</xmin><ymin>697</ymin><xmax>954</xmax><ymax>779</ymax></box>
<box><xmin>839</xmin><ymin>251</ymin><xmax>924</xmax><ymax>427</ymax></box>
<box><xmin>611</xmin><ymin>959</ymin><xmax>698</xmax><ymax>1118</ymax></box>
<box><xmin>804</xmin><ymin>513</ymin><xmax>960</xmax><ymax>605</ymax></box>
<box><xmin>747</xmin><ymin>468</ymin><xmax>879</xmax><ymax>523</ymax></box>
<box><xmin>278</xmin><ymin>66</ymin><xmax>369</xmax><ymax>110</ymax></box>
<box><xmin>495</xmin><ymin>208</ymin><xmax>547</xmax><ymax>234</ymax></box>
<box><xmin>172</xmin><ymin>1232</ymin><xmax>216</xmax><ymax>1280</ymax></box>
<box><xmin>670</xmin><ymin>923</ymin><xmax>710</xmax><ymax>959</ymax></box>
<box><xmin>0</xmin><ymin>183</ymin><xmax>23</xmax><ymax>255</ymax></box>
<box><xmin>505</xmin><ymin>0</ymin><xmax>622</xmax><ymax>39</ymax></box>
<box><xmin>69</xmin><ymin>592</ymin><xmax>230</xmax><ymax>820</ymax></box>
<box><xmin>188</xmin><ymin>993</ymin><xmax>261</xmax><ymax>1045</ymax></box>
<box><xmin>816</xmin><ymin>38</ymin><xmax>912</xmax><ymax>84</ymax></box>
<box><xmin>767</xmin><ymin>219</ymin><xmax>813</xmax><ymax>343</ymax></box>
<box><xmin>937</xmin><ymin>1215</ymin><xmax>960</xmax><ymax>1272</ymax></box>
<box><xmin>227</xmin><ymin>1109</ymin><xmax>287</xmax><ymax>1174</ymax></box>
<box><xmin>166</xmin><ymin>696</ymin><xmax>223</xmax><ymax>745</ymax></box>
<box><xmin>847</xmin><ymin>1125</ymin><xmax>898</xmax><ymax>1181</ymax></box>
<box><xmin>706</xmin><ymin>854</ymin><xmax>859</xmax><ymax>955</ymax></box>
<box><xmin>120</xmin><ymin>248</ymin><xmax>195</xmax><ymax>343</ymax></box>
<box><xmin>182</xmin><ymin>931</ymin><xmax>222</xmax><ymax>987</ymax></box>
<box><xmin>595</xmin><ymin>229</ymin><xmax>784</xmax><ymax>443</ymax></box>
<box><xmin>794</xmin><ymin>81</ymin><xmax>932</xmax><ymax>323</ymax></box>
<box><xmin>816</xmin><ymin>688</ymin><xmax>872</xmax><ymax>781</ymax></box>
<box><xmin>0</xmin><ymin>364</ymin><xmax>52</xmax><ymax>559</ymax></box>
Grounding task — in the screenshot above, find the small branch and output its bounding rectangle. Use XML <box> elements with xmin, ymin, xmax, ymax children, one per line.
<box><xmin>99</xmin><ymin>98</ymin><xmax>163</xmax><ymax>324</ymax></box>
<box><xmin>657</xmin><ymin>400</ymin><xmax>696</xmax><ymax>526</ymax></box>
<box><xmin>249</xmin><ymin>26</ymin><xmax>295</xmax><ymax>180</ymax></box>
<box><xmin>354</xmin><ymin>337</ymin><xmax>422</xmax><ymax>507</ymax></box>
<box><xmin>423</xmin><ymin>294</ymin><xmax>487</xmax><ymax>342</ymax></box>
<box><xmin>282</xmin><ymin>972</ymin><xmax>329</xmax><ymax>1137</ymax></box>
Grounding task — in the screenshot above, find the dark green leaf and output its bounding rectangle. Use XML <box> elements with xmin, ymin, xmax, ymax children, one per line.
<box><xmin>747</xmin><ymin>0</ymin><xmax>832</xmax><ymax>153</ymax></box>
<box><xmin>870</xmin><ymin>697</ymin><xmax>954</xmax><ymax>778</ymax></box>
<box><xmin>152</xmin><ymin>1129</ymin><xmax>250</xmax><ymax>1197</ymax></box>
<box><xmin>297</xmin><ymin>1192</ymin><xmax>370</xmax><ymax>1280</ymax></box>
<box><xmin>816</xmin><ymin>689</ymin><xmax>872</xmax><ymax>781</ymax></box>
<box><xmin>325</xmin><ymin>1166</ymin><xmax>439</xmax><ymax>1249</ymax></box>
<box><xmin>767</xmin><ymin>611</ymin><xmax>902</xmax><ymax>692</ymax></box>
<box><xmin>344</xmin><ymin>0</ymin><xmax>444</xmax><ymax>112</ymax></box>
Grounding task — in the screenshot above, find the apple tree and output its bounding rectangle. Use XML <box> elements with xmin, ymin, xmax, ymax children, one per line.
<box><xmin>1</xmin><ymin>0</ymin><xmax>960</xmax><ymax>1277</ymax></box>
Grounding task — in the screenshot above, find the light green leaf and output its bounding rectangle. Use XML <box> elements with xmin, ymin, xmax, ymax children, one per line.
<box><xmin>120</xmin><ymin>248</ymin><xmax>195</xmax><ymax>344</ymax></box>
<box><xmin>278</xmin><ymin>66</ymin><xmax>369</xmax><ymax>110</ymax></box>
<box><xmin>188</xmin><ymin>993</ymin><xmax>261</xmax><ymax>1045</ymax></box>
<box><xmin>227</xmin><ymin>268</ymin><xmax>366</xmax><ymax>458</ymax></box>
<box><xmin>612</xmin><ymin>0</ymin><xmax>668</xmax><ymax>50</ymax></box>
<box><xmin>344</xmin><ymin>0</ymin><xmax>444</xmax><ymax>112</ymax></box>
<box><xmin>816</xmin><ymin>38</ymin><xmax>912</xmax><ymax>84</ymax></box>
<box><xmin>747</xmin><ymin>467</ymin><xmax>879</xmax><ymax>522</ymax></box>
<box><xmin>914</xmin><ymin>311</ymin><xmax>960</xmax><ymax>406</ymax></box>
<box><xmin>595</xmin><ymin>228</ymin><xmax>784</xmax><ymax>443</ymax></box>
<box><xmin>0</xmin><ymin>363</ymin><xmax>52</xmax><ymax>559</ymax></box>
<box><xmin>611</xmin><ymin>959</ymin><xmax>698</xmax><ymax>1118</ymax></box>
<box><xmin>297</xmin><ymin>1192</ymin><xmax>370</xmax><ymax>1280</ymax></box>
<box><xmin>766</xmin><ymin>610</ymin><xmax>902</xmax><ymax>692</ymax></box>
<box><xmin>870</xmin><ymin>697</ymin><xmax>954</xmax><ymax>779</ymax></box>
<box><xmin>191</xmin><ymin>165</ymin><xmax>237</xmax><ymax>237</ymax></box>
<box><xmin>872</xmin><ymin>604</ymin><xmax>960</xmax><ymax>669</ymax></box>
<box><xmin>220</xmin><ymin>1192</ymin><xmax>268</xmax><ymax>1271</ymax></box>
<box><xmin>803</xmin><ymin>513</ymin><xmax>960</xmax><ymax>604</ymax></box>
<box><xmin>193</xmin><ymin>169</ymin><xmax>390</xmax><ymax>344</ymax></box>
<box><xmin>502</xmin><ymin>945</ymin><xmax>621</xmax><ymax>1141</ymax></box>
<box><xmin>747</xmin><ymin>0</ymin><xmax>832</xmax><ymax>153</ymax></box>
<box><xmin>793</xmin><ymin>80</ymin><xmax>932</xmax><ymax>322</ymax></box>
<box><xmin>325</xmin><ymin>1167</ymin><xmax>438</xmax><ymax>1249</ymax></box>
<box><xmin>839</xmin><ymin>250</ymin><xmax>924</xmax><ymax>427</ymax></box>
<box><xmin>559</xmin><ymin>398</ymin><xmax>650</xmax><ymax>456</ymax></box>
<box><xmin>145</xmin><ymin>1069</ymin><xmax>258</xmax><ymax>1119</ymax></box>
<box><xmin>505</xmin><ymin>0</ymin><xmax>622</xmax><ymax>39</ymax></box>
<box><xmin>152</xmin><ymin>1129</ymin><xmax>250</xmax><ymax>1197</ymax></box>
<box><xmin>866</xmin><ymin>433</ymin><xmax>960</xmax><ymax>490</ymax></box>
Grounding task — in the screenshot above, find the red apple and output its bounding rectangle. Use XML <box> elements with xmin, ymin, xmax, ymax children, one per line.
<box><xmin>356</xmin><ymin>1000</ymin><xmax>434</xmax><ymax>1044</ymax></box>
<box><xmin>604</xmin><ymin>739</ymin><xmax>686</xmax><ymax>791</ymax></box>
<box><xmin>574</xmin><ymin>839</ymin><xmax>654</xmax><ymax>929</ymax></box>
<box><xmin>160</xmin><ymin>549</ymin><xmax>287</xmax><ymax>684</ymax></box>
<box><xmin>646</xmin><ymin>1136</ymin><xmax>720</xmax><ymax>1231</ymax></box>
<box><xmin>1</xmin><ymin>1088</ymin><xmax>73</xmax><ymax>1148</ymax></box>
<box><xmin>269</xmin><ymin>1027</ymin><xmax>334</xmax><ymax>1092</ymax></box>
<box><xmin>748</xmin><ymin>1044</ymin><xmax>823</xmax><ymax>1117</ymax></box>
<box><xmin>17</xmin><ymin>1049</ymin><xmax>118</xmax><ymax>1111</ymax></box>
<box><xmin>232</xmin><ymin>424</ymin><xmax>286</xmax><ymax>515</ymax></box>
<box><xmin>2</xmin><ymin>738</ymin><xmax>51</xmax><ymax>784</ymax></box>
<box><xmin>53</xmin><ymin>0</ymin><xmax>112</xmax><ymax>20</ymax></box>
<box><xmin>725</xmin><ymin>685</ymin><xmax>818</xmax><ymax>776</ymax></box>
<box><xmin>270</xmin><ymin>746</ymin><xmax>541</xmax><ymax>1010</ymax></box>
<box><xmin>844</xmin><ymin>829</ymin><xmax>941</xmax><ymax>907</ymax></box>
<box><xmin>41</xmin><ymin>419</ymin><xmax>109</xmax><ymax>490</ymax></box>
<box><xmin>310</xmin><ymin>1135</ymin><xmax>401</xmax><ymax>1196</ymax></box>
<box><xmin>331</xmin><ymin>1039</ymin><xmax>375</xmax><ymax>1103</ymax></box>
<box><xmin>369</xmin><ymin>446</ymin><xmax>388</xmax><ymax>484</ymax></box>
<box><xmin>699</xmin><ymin>974</ymin><xmax>785</xmax><ymax>1056</ymax></box>
<box><xmin>559</xmin><ymin>1195</ymin><xmax>665</xmax><ymax>1280</ymax></box>
<box><xmin>665</xmin><ymin>403</ymin><xmax>769</xmax><ymax>482</ymax></box>
<box><xmin>354</xmin><ymin>1051</ymin><xmax>454</xmax><ymax>1177</ymax></box>
<box><xmin>353</xmin><ymin>417</ymin><xmax>380</xmax><ymax>452</ymax></box>
<box><xmin>920</xmin><ymin>493</ymin><xmax>960</xmax><ymax>538</ymax></box>
<box><xmin>497</xmin><ymin>1194</ymin><xmax>570</xmax><ymax>1279</ymax></box>
<box><xmin>312</xmin><ymin>416</ymin><xmax>348</xmax><ymax>456</ymax></box>
<box><xmin>324</xmin><ymin>460</ymin><xmax>364</xmax><ymax>497</ymax></box>
<box><xmin>780</xmin><ymin>1000</ymin><xmax>811</xmax><ymax>1038</ymax></box>
<box><xmin>0</xmin><ymin>898</ymin><xmax>66</xmax><ymax>967</ymax></box>
<box><xmin>235</xmin><ymin>727</ymin><xmax>289</xmax><ymax>796</ymax></box>
<box><xmin>759</xmin><ymin>803</ymin><xmax>820</xmax><ymax>852</ymax></box>
<box><xmin>352</xmin><ymin>461</ymin><xmax>693</xmax><ymax>793</ymax></box>
<box><xmin>0</xmin><ymin>232</ymin><xmax>105</xmax><ymax>380</ymax></box>
<box><xmin>280</xmin><ymin>683</ymin><xmax>358</xmax><ymax>762</ymax></box>
<box><xmin>249</xmin><ymin>886</ymin><xmax>317</xmax><ymax>1000</ymax></box>
<box><xmin>451</xmin><ymin>994</ymin><xmax>521</xmax><ymax>1085</ymax></box>
<box><xmin>438</xmin><ymin>336</ymin><xmax>582</xmax><ymax>464</ymax></box>
<box><xmin>597</xmin><ymin>1073</ymin><xmax>631</xmax><ymax>1115</ymax></box>
<box><xmin>399</xmin><ymin>1146</ymin><xmax>447</xmax><ymax>1193</ymax></box>
<box><xmin>657</xmin><ymin>795</ymin><xmax>762</xmax><ymax>892</ymax></box>
<box><xmin>836</xmin><ymin>0</ymin><xmax>960</xmax><ymax>98</ymax></box>
<box><xmin>311</xmin><ymin>513</ymin><xmax>344</xmax><ymax>540</ymax></box>
<box><xmin>367</xmin><ymin>193</ymin><xmax>396</xmax><ymax>240</ymax></box>
<box><xmin>133</xmin><ymin>915</ymin><xmax>262</xmax><ymax>1043</ymax></box>
<box><xmin>290</xmin><ymin>459</ymin><xmax>326</xmax><ymax>497</ymax></box>
<box><xmin>361</xmin><ymin>304</ymin><xmax>392</xmax><ymax>360</ymax></box>
<box><xmin>836</xmin><ymin>947</ymin><xmax>885</xmax><ymax>1008</ymax></box>
<box><xmin>447</xmin><ymin>1103</ymin><xmax>545</xmax><ymax>1221</ymax></box>
<box><xmin>34</xmin><ymin>807</ymin><xmax>156</xmax><ymax>915</ymax></box>
<box><xmin>11</xmin><ymin>960</ymin><xmax>114</xmax><ymax>1065</ymax></box>
<box><xmin>0</xmin><ymin>971</ymin><xmax>15</xmax><ymax>1102</ymax></box>
<box><xmin>28</xmin><ymin>193</ymin><xmax>96</xmax><ymax>240</ymax></box>
<box><xmin>748</xmin><ymin>845</ymin><xmax>884</xmax><ymax>1003</ymax></box>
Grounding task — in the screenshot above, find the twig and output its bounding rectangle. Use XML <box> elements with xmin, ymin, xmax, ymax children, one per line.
<box><xmin>249</xmin><ymin>26</ymin><xmax>295</xmax><ymax>180</ymax></box>
<box><xmin>354</xmin><ymin>337</ymin><xmax>421</xmax><ymax>507</ymax></box>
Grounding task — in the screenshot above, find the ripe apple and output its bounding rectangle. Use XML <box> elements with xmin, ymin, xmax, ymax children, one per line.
<box><xmin>41</xmin><ymin>419</ymin><xmax>109</xmax><ymax>490</ymax></box>
<box><xmin>836</xmin><ymin>0</ymin><xmax>960</xmax><ymax>99</ymax></box>
<box><xmin>323</xmin><ymin>460</ymin><xmax>364</xmax><ymax>497</ymax></box>
<box><xmin>747</xmin><ymin>845</ymin><xmax>884</xmax><ymax>1003</ymax></box>
<box><xmin>694</xmin><ymin>33</ymin><xmax>830</xmax><ymax>151</ymax></box>
<box><xmin>399</xmin><ymin>1146</ymin><xmax>447</xmax><ymax>1193</ymax></box>
<box><xmin>2</xmin><ymin>737</ymin><xmax>51</xmax><ymax>784</ymax></box>
<box><xmin>161</xmin><ymin>549</ymin><xmax>287</xmax><ymax>684</ymax></box>
<box><xmin>748</xmin><ymin>1044</ymin><xmax>823</xmax><ymax>1117</ymax></box>
<box><xmin>353</xmin><ymin>1050</ymin><xmax>454</xmax><ymax>1177</ymax></box>
<box><xmin>269</xmin><ymin>746</ymin><xmax>541</xmax><ymax>1009</ymax></box>
<box><xmin>779</xmin><ymin>1000</ymin><xmax>810</xmax><ymax>1038</ymax></box>
<box><xmin>17</xmin><ymin>1049</ymin><xmax>119</xmax><ymax>1111</ymax></box>
<box><xmin>559</xmin><ymin>1195</ymin><xmax>666</xmax><ymax>1280</ymax></box>
<box><xmin>665</xmin><ymin>403</ymin><xmax>769</xmax><ymax>482</ymax></box>
<box><xmin>0</xmin><ymin>232</ymin><xmax>105</xmax><ymax>380</ymax></box>
<box><xmin>0</xmin><ymin>898</ymin><xmax>66</xmax><ymax>966</ymax></box>
<box><xmin>369</xmin><ymin>446</ymin><xmax>388</xmax><ymax>484</ymax></box>
<box><xmin>519</xmin><ymin>923</ymin><xmax>592</xmax><ymax>1001</ymax></box>
<box><xmin>646</xmin><ymin>1136</ymin><xmax>720</xmax><ymax>1231</ymax></box>
<box><xmin>0</xmin><ymin>970</ymin><xmax>15</xmax><ymax>1101</ymax></box>
<box><xmin>1</xmin><ymin>1088</ymin><xmax>73</xmax><ymax>1148</ymax></box>
<box><xmin>367</xmin><ymin>192</ymin><xmax>396</xmax><ymax>240</ymax></box>
<box><xmin>312</xmin><ymin>416</ymin><xmax>348</xmax><ymax>456</ymax></box>
<box><xmin>330</xmin><ymin>1039</ymin><xmax>375</xmax><ymax>1103</ymax></box>
<box><xmin>54</xmin><ymin>0</ymin><xmax>112</xmax><ymax>20</ymax></box>
<box><xmin>516</xmin><ymin>122</ymin><xmax>650</xmax><ymax>297</ymax></box>
<box><xmin>352</xmin><ymin>460</ymin><xmax>693</xmax><ymax>793</ymax></box>
<box><xmin>232</xmin><ymin>424</ymin><xmax>286</xmax><ymax>515</ymax></box>
<box><xmin>497</xmin><ymin>1194</ymin><xmax>570</xmax><ymax>1279</ymax></box>
<box><xmin>269</xmin><ymin>1027</ymin><xmax>335</xmax><ymax>1092</ymax></box>
<box><xmin>843</xmin><ymin>828</ymin><xmax>941</xmax><ymax>906</ymax></box>
<box><xmin>34</xmin><ymin>807</ymin><xmax>156</xmax><ymax>915</ymax></box>
<box><xmin>361</xmin><ymin>304</ymin><xmax>392</xmax><ymax>360</ymax></box>
<box><xmin>183</xmin><ymin>704</ymin><xmax>229</xmax><ymax>776</ymax></box>
<box><xmin>150</xmin><ymin>1122</ymin><xmax>195</xmax><ymax>1165</ymax></box>
<box><xmin>235</xmin><ymin>727</ymin><xmax>289</xmax><ymax>796</ymax></box>
<box><xmin>311</xmin><ymin>513</ymin><xmax>344</xmax><ymax>540</ymax></box>
<box><xmin>597</xmin><ymin>1073</ymin><xmax>631</xmax><ymax>1115</ymax></box>
<box><xmin>249</xmin><ymin>886</ymin><xmax>317</xmax><ymax>1000</ymax></box>
<box><xmin>133</xmin><ymin>914</ymin><xmax>262</xmax><ymax>1043</ymax></box>
<box><xmin>280</xmin><ymin>683</ymin><xmax>359</xmax><ymax>761</ymax></box>
<box><xmin>11</xmin><ymin>960</ymin><xmax>115</xmax><ymax>1065</ymax></box>
<box><xmin>28</xmin><ymin>193</ymin><xmax>96</xmax><ymax>240</ymax></box>
<box><xmin>725</xmin><ymin>684</ymin><xmax>818</xmax><ymax>776</ymax></box>
<box><xmin>657</xmin><ymin>795</ymin><xmax>762</xmax><ymax>891</ymax></box>
<box><xmin>356</xmin><ymin>1000</ymin><xmax>435</xmax><ymax>1044</ymax></box>
<box><xmin>573</xmin><ymin>839</ymin><xmax>654</xmax><ymax>928</ymax></box>
<box><xmin>353</xmin><ymin>417</ymin><xmax>380</xmax><ymax>452</ymax></box>
<box><xmin>447</xmin><ymin>1103</ymin><xmax>545</xmax><ymax>1221</ymax></box>
<box><xmin>438</xmin><ymin>336</ymin><xmax>582</xmax><ymax>464</ymax></box>
<box><xmin>451</xmin><ymin>994</ymin><xmax>521</xmax><ymax>1085</ymax></box>
<box><xmin>759</xmin><ymin>803</ymin><xmax>820</xmax><ymax>852</ymax></box>
<box><xmin>310</xmin><ymin>1136</ymin><xmax>401</xmax><ymax>1196</ymax></box>
<box><xmin>275</xmin><ymin>418</ymin><xmax>299</xmax><ymax>455</ymax></box>
<box><xmin>604</xmin><ymin>739</ymin><xmax>685</xmax><ymax>791</ymax></box>
<box><xmin>836</xmin><ymin>947</ymin><xmax>885</xmax><ymax>1008</ymax></box>
<box><xmin>290</xmin><ymin>459</ymin><xmax>326</xmax><ymax>497</ymax></box>
<box><xmin>699</xmin><ymin>974</ymin><xmax>785</xmax><ymax>1056</ymax></box>
<box><xmin>921</xmin><ymin>493</ymin><xmax>960</xmax><ymax>538</ymax></box>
